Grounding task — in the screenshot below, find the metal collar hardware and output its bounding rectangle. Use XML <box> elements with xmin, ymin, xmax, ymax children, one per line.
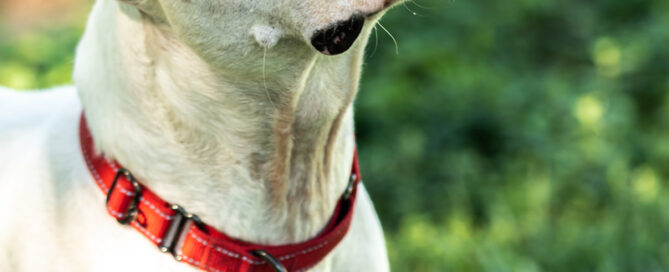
<box><xmin>159</xmin><ymin>204</ymin><xmax>205</xmax><ymax>259</ymax></box>
<box><xmin>107</xmin><ymin>169</ymin><xmax>142</xmax><ymax>224</ymax></box>
<box><xmin>253</xmin><ymin>250</ymin><xmax>287</xmax><ymax>272</ymax></box>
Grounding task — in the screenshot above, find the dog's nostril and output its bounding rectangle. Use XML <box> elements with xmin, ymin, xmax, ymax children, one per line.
<box><xmin>310</xmin><ymin>15</ymin><xmax>365</xmax><ymax>56</ymax></box>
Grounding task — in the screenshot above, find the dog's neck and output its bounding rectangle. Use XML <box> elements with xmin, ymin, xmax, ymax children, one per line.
<box><xmin>75</xmin><ymin>0</ymin><xmax>368</xmax><ymax>243</ymax></box>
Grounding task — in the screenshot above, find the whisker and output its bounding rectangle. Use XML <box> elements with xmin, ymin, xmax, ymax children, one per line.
<box><xmin>408</xmin><ymin>0</ymin><xmax>433</xmax><ymax>10</ymax></box>
<box><xmin>402</xmin><ymin>2</ymin><xmax>419</xmax><ymax>16</ymax></box>
<box><xmin>369</xmin><ymin>25</ymin><xmax>380</xmax><ymax>57</ymax></box>
<box><xmin>377</xmin><ymin>22</ymin><xmax>399</xmax><ymax>55</ymax></box>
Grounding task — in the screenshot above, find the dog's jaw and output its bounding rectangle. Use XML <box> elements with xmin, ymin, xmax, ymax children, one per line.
<box><xmin>74</xmin><ymin>0</ymin><xmax>372</xmax><ymax>247</ymax></box>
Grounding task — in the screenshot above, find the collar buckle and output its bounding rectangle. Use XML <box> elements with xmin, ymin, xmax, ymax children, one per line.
<box><xmin>343</xmin><ymin>173</ymin><xmax>357</xmax><ymax>200</ymax></box>
<box><xmin>159</xmin><ymin>204</ymin><xmax>204</xmax><ymax>259</ymax></box>
<box><xmin>107</xmin><ymin>169</ymin><xmax>142</xmax><ymax>224</ymax></box>
<box><xmin>252</xmin><ymin>250</ymin><xmax>287</xmax><ymax>272</ymax></box>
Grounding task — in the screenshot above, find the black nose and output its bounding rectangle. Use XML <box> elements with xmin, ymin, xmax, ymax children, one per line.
<box><xmin>310</xmin><ymin>15</ymin><xmax>365</xmax><ymax>55</ymax></box>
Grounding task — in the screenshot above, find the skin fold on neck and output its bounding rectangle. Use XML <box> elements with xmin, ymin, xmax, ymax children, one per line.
<box><xmin>74</xmin><ymin>0</ymin><xmax>372</xmax><ymax>244</ymax></box>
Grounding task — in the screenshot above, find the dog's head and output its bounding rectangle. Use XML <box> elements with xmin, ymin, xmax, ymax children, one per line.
<box><xmin>117</xmin><ymin>0</ymin><xmax>400</xmax><ymax>67</ymax></box>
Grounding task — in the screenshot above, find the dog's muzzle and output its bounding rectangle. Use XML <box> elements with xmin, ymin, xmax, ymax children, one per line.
<box><xmin>310</xmin><ymin>15</ymin><xmax>365</xmax><ymax>55</ymax></box>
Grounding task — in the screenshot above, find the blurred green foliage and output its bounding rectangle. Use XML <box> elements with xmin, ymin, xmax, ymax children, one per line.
<box><xmin>0</xmin><ymin>25</ymin><xmax>82</xmax><ymax>89</ymax></box>
<box><xmin>3</xmin><ymin>0</ymin><xmax>669</xmax><ymax>270</ymax></box>
<box><xmin>357</xmin><ymin>0</ymin><xmax>669</xmax><ymax>271</ymax></box>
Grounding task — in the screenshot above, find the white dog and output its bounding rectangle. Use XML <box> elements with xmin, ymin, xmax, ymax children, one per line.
<box><xmin>0</xmin><ymin>0</ymin><xmax>399</xmax><ymax>271</ymax></box>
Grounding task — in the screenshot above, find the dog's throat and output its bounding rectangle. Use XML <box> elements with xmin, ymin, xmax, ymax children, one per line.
<box><xmin>79</xmin><ymin>113</ymin><xmax>362</xmax><ymax>271</ymax></box>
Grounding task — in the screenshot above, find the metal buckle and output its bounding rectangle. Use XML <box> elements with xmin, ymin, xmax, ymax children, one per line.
<box><xmin>343</xmin><ymin>173</ymin><xmax>357</xmax><ymax>200</ymax></box>
<box><xmin>252</xmin><ymin>250</ymin><xmax>287</xmax><ymax>272</ymax></box>
<box><xmin>107</xmin><ymin>168</ymin><xmax>142</xmax><ymax>225</ymax></box>
<box><xmin>159</xmin><ymin>204</ymin><xmax>204</xmax><ymax>260</ymax></box>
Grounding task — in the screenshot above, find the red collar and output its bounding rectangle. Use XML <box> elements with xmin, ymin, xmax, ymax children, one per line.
<box><xmin>79</xmin><ymin>114</ymin><xmax>361</xmax><ymax>272</ymax></box>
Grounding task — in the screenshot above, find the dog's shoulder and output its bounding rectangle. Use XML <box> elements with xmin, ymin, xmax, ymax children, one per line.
<box><xmin>0</xmin><ymin>86</ymin><xmax>81</xmax><ymax>164</ymax></box>
<box><xmin>0</xmin><ymin>86</ymin><xmax>84</xmax><ymax>271</ymax></box>
<box><xmin>0</xmin><ymin>85</ymin><xmax>82</xmax><ymax>185</ymax></box>
<box><xmin>0</xmin><ymin>86</ymin><xmax>79</xmax><ymax>129</ymax></box>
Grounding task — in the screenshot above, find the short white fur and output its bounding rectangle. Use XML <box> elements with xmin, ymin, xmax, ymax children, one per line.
<box><xmin>0</xmin><ymin>0</ymin><xmax>398</xmax><ymax>270</ymax></box>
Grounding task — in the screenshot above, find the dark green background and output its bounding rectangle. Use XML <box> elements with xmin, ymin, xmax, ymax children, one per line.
<box><xmin>2</xmin><ymin>0</ymin><xmax>669</xmax><ymax>270</ymax></box>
